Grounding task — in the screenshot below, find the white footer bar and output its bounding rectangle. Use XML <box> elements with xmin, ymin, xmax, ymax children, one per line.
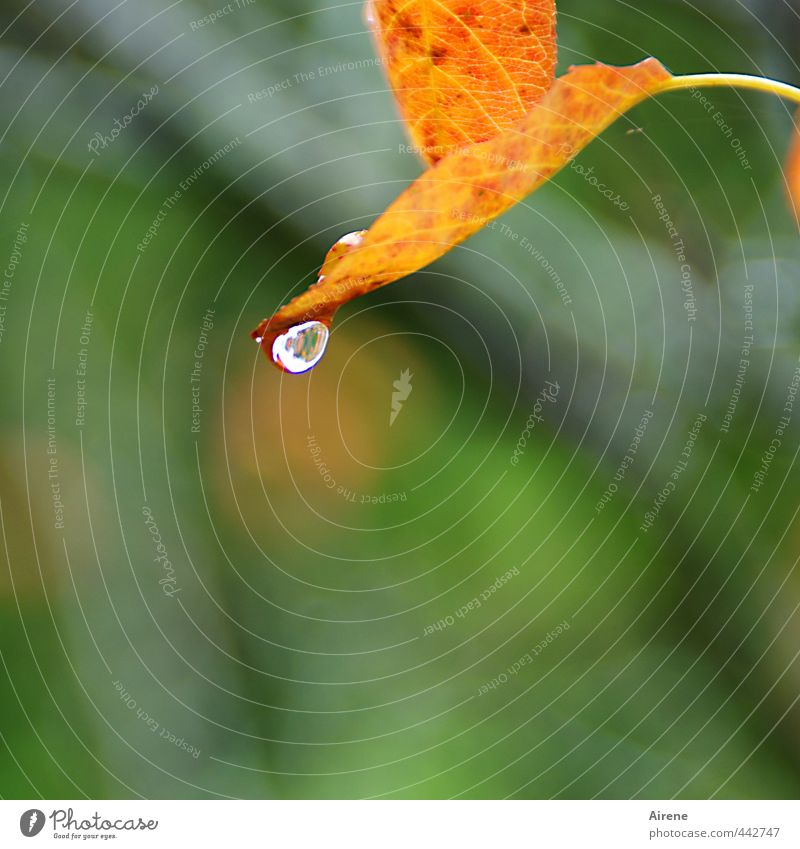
<box><xmin>2</xmin><ymin>800</ymin><xmax>797</xmax><ymax>847</ymax></box>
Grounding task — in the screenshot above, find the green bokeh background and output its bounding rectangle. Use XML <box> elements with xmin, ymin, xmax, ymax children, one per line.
<box><xmin>1</xmin><ymin>0</ymin><xmax>800</xmax><ymax>799</ymax></box>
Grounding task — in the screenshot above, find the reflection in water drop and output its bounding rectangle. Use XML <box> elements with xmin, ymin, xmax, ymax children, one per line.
<box><xmin>270</xmin><ymin>320</ymin><xmax>329</xmax><ymax>374</ymax></box>
<box><xmin>253</xmin><ymin>229</ymin><xmax>362</xmax><ymax>373</ymax></box>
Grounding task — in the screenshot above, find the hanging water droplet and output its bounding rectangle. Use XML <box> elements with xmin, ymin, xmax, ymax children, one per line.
<box><xmin>270</xmin><ymin>320</ymin><xmax>329</xmax><ymax>374</ymax></box>
<box><xmin>317</xmin><ymin>230</ymin><xmax>367</xmax><ymax>285</ymax></box>
<box><xmin>252</xmin><ymin>230</ymin><xmax>359</xmax><ymax>371</ymax></box>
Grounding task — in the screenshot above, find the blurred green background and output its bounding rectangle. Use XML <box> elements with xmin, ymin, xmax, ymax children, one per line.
<box><xmin>1</xmin><ymin>0</ymin><xmax>800</xmax><ymax>799</ymax></box>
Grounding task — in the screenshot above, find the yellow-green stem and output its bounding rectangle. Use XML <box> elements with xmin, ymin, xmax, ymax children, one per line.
<box><xmin>655</xmin><ymin>73</ymin><xmax>800</xmax><ymax>107</ymax></box>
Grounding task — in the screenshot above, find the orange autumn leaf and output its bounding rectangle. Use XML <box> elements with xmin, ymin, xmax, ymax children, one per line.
<box><xmin>367</xmin><ymin>0</ymin><xmax>557</xmax><ymax>164</ymax></box>
<box><xmin>253</xmin><ymin>58</ymin><xmax>671</xmax><ymax>362</ymax></box>
<box><xmin>785</xmin><ymin>108</ymin><xmax>800</xmax><ymax>226</ymax></box>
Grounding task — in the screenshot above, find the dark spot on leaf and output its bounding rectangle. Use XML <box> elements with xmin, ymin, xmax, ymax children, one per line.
<box><xmin>395</xmin><ymin>14</ymin><xmax>421</xmax><ymax>39</ymax></box>
<box><xmin>431</xmin><ymin>45</ymin><xmax>447</xmax><ymax>65</ymax></box>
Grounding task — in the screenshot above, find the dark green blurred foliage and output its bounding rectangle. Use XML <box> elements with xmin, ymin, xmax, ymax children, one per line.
<box><xmin>1</xmin><ymin>0</ymin><xmax>799</xmax><ymax>798</ymax></box>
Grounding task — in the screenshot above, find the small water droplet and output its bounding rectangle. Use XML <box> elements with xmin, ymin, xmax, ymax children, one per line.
<box><xmin>271</xmin><ymin>320</ymin><xmax>329</xmax><ymax>374</ymax></box>
<box><xmin>317</xmin><ymin>230</ymin><xmax>367</xmax><ymax>284</ymax></box>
